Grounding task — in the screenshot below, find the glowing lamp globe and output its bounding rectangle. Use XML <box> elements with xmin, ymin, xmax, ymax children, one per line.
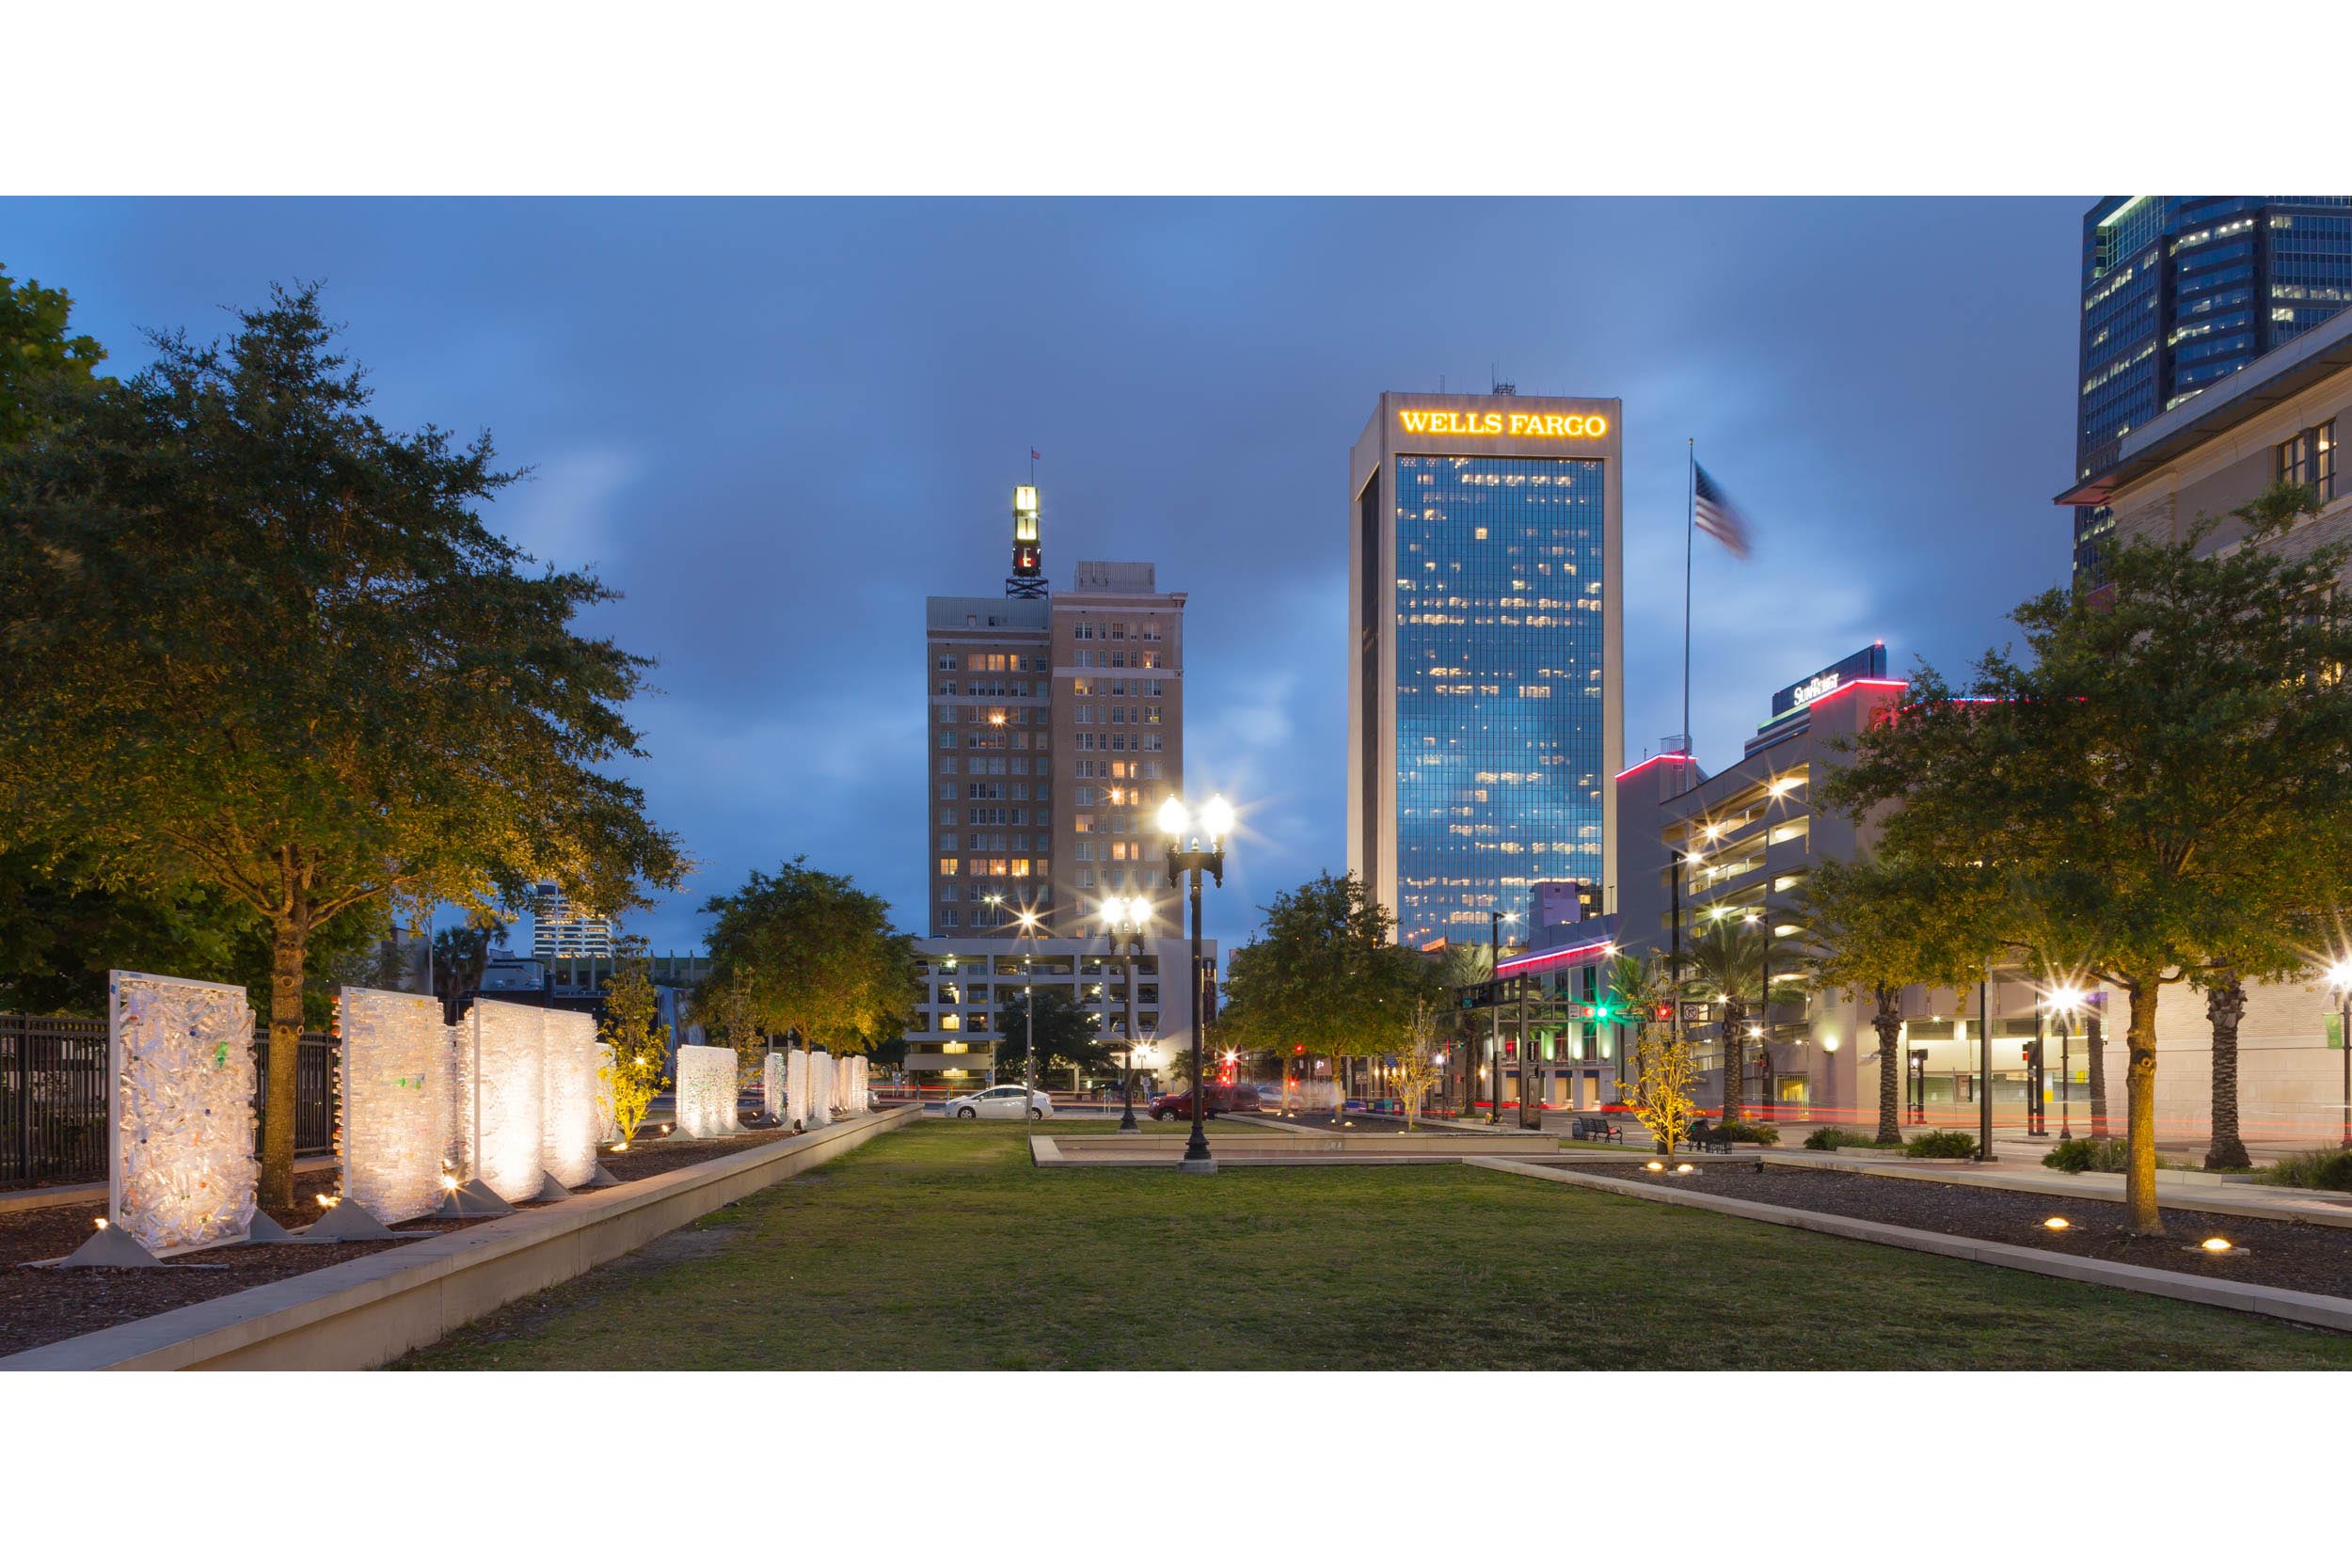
<box><xmin>1200</xmin><ymin>794</ymin><xmax>1235</xmax><ymax>841</ymax></box>
<box><xmin>1157</xmin><ymin>797</ymin><xmax>1191</xmax><ymax>837</ymax></box>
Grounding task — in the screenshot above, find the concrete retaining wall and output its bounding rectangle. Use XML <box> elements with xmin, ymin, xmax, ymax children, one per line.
<box><xmin>1</xmin><ymin>1105</ymin><xmax>918</xmax><ymax>1371</ymax></box>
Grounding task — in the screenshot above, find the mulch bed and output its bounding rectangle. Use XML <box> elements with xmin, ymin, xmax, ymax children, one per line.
<box><xmin>1</xmin><ymin>1120</ymin><xmax>814</xmax><ymax>1360</ymax></box>
<box><xmin>1553</xmin><ymin>1161</ymin><xmax>2352</xmax><ymax>1302</ymax></box>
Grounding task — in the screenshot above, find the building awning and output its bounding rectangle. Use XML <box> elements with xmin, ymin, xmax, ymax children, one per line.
<box><xmin>2058</xmin><ymin>304</ymin><xmax>2352</xmax><ymax>507</ymax></box>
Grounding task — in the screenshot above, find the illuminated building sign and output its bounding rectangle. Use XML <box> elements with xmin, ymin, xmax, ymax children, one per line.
<box><xmin>1770</xmin><ymin>643</ymin><xmax>1887</xmax><ymax>718</ymax></box>
<box><xmin>1397</xmin><ymin>409</ymin><xmax>1609</xmax><ymax>439</ymax></box>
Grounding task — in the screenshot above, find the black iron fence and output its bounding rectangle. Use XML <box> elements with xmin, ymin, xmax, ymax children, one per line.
<box><xmin>1</xmin><ymin>1013</ymin><xmax>337</xmax><ymax>1189</ymax></box>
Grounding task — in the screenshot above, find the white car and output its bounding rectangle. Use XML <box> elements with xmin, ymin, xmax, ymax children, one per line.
<box><xmin>945</xmin><ymin>1085</ymin><xmax>1054</xmax><ymax>1120</ymax></box>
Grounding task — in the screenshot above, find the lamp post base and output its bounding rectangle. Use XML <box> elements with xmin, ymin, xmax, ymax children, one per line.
<box><xmin>1177</xmin><ymin>1156</ymin><xmax>1219</xmax><ymax>1175</ymax></box>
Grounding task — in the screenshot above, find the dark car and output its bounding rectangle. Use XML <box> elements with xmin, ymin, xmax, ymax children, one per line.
<box><xmin>1149</xmin><ymin>1083</ymin><xmax>1263</xmax><ymax>1120</ymax></box>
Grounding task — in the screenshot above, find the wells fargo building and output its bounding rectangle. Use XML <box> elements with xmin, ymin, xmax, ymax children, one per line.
<box><xmin>1347</xmin><ymin>391</ymin><xmax>1624</xmax><ymax>949</ymax></box>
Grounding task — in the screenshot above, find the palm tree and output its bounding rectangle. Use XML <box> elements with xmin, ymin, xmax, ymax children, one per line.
<box><xmin>1602</xmin><ymin>950</ymin><xmax>1666</xmax><ymax>1090</ymax></box>
<box><xmin>1678</xmin><ymin>919</ymin><xmax>1799</xmax><ymax>1124</ymax></box>
<box><xmin>2203</xmin><ymin>971</ymin><xmax>2249</xmax><ymax>1169</ymax></box>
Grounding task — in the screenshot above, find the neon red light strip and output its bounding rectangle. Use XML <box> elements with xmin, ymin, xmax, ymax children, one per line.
<box><xmin>1613</xmin><ymin>752</ymin><xmax>1692</xmax><ymax>784</ymax></box>
<box><xmin>1495</xmin><ymin>938</ymin><xmax>1615</xmax><ymax>977</ymax></box>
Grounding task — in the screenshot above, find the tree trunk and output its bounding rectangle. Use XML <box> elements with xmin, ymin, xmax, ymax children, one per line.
<box><xmin>1720</xmin><ymin>1001</ymin><xmax>1744</xmax><ymax>1122</ymax></box>
<box><xmin>2204</xmin><ymin>973</ymin><xmax>2249</xmax><ymax>1170</ymax></box>
<box><xmin>2087</xmin><ymin>1010</ymin><xmax>2108</xmax><ymax>1138</ymax></box>
<box><xmin>1874</xmin><ymin>990</ymin><xmax>1902</xmax><ymax>1146</ymax></box>
<box><xmin>262</xmin><ymin>912</ymin><xmax>309</xmax><ymax>1212</ymax></box>
<box><xmin>2123</xmin><ymin>978</ymin><xmax>2164</xmax><ymax>1236</ymax></box>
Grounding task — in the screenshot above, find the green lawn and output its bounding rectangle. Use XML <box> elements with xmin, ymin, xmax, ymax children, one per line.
<box><xmin>400</xmin><ymin>1119</ymin><xmax>2352</xmax><ymax>1370</ymax></box>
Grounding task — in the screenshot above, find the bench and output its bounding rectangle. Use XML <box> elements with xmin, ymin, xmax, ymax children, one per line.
<box><xmin>1682</xmin><ymin>1118</ymin><xmax>1733</xmax><ymax>1154</ymax></box>
<box><xmin>1569</xmin><ymin>1116</ymin><xmax>1623</xmax><ymax>1144</ymax></box>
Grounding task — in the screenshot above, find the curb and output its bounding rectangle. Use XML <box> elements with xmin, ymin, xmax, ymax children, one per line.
<box><xmin>1</xmin><ymin>1106</ymin><xmax>919</xmax><ymax>1370</ymax></box>
<box><xmin>1465</xmin><ymin>1156</ymin><xmax>2352</xmax><ymax>1335</ymax></box>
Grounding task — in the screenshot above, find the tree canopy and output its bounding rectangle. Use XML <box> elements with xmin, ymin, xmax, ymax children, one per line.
<box><xmin>1817</xmin><ymin>482</ymin><xmax>2352</xmax><ymax>1230</ymax></box>
<box><xmin>698</xmin><ymin>857</ymin><xmax>916</xmax><ymax>1054</ymax></box>
<box><xmin>0</xmin><ymin>281</ymin><xmax>685</xmax><ymax>1203</ymax></box>
<box><xmin>1219</xmin><ymin>872</ymin><xmax>1435</xmax><ymax>1110</ymax></box>
<box><xmin>993</xmin><ymin>983</ymin><xmax>1112</xmax><ymax>1079</ymax></box>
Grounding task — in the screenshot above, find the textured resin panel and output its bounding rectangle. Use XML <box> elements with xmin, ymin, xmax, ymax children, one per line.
<box><xmin>787</xmin><ymin>1050</ymin><xmax>809</xmax><ymax>1129</ymax></box>
<box><xmin>542</xmin><ymin>1009</ymin><xmax>603</xmax><ymax>1188</ymax></box>
<box><xmin>762</xmin><ymin>1052</ymin><xmax>785</xmax><ymax>1122</ymax></box>
<box><xmin>460</xmin><ymin>999</ymin><xmax>548</xmax><ymax>1202</ymax></box>
<box><xmin>675</xmin><ymin>1044</ymin><xmax>739</xmax><ymax>1138</ymax></box>
<box><xmin>109</xmin><ymin>971</ymin><xmax>258</xmax><ymax>1252</ymax></box>
<box><xmin>850</xmin><ymin>1056</ymin><xmax>867</xmax><ymax>1113</ymax></box>
<box><xmin>338</xmin><ymin>987</ymin><xmax>453</xmax><ymax>1223</ymax></box>
<box><xmin>805</xmin><ymin>1053</ymin><xmax>834</xmax><ymax>1129</ymax></box>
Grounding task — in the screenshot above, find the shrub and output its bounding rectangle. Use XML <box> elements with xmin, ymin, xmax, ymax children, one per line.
<box><xmin>2254</xmin><ymin>1148</ymin><xmax>2352</xmax><ymax>1194</ymax></box>
<box><xmin>1713</xmin><ymin>1119</ymin><xmax>1780</xmax><ymax>1146</ymax></box>
<box><xmin>2042</xmin><ymin>1136</ymin><xmax>2129</xmax><ymax>1174</ymax></box>
<box><xmin>1803</xmin><ymin>1127</ymin><xmax>1887</xmax><ymax>1150</ymax></box>
<box><xmin>1905</xmin><ymin>1130</ymin><xmax>1978</xmax><ymax>1159</ymax></box>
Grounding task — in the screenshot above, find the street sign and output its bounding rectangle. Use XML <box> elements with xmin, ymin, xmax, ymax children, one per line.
<box><xmin>1681</xmin><ymin>1002</ymin><xmax>1714</xmax><ymax>1024</ymax></box>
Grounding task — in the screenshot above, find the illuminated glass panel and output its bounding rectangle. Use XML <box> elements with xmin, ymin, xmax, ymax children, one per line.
<box><xmin>1391</xmin><ymin>454</ymin><xmax>1605</xmax><ymax>949</ymax></box>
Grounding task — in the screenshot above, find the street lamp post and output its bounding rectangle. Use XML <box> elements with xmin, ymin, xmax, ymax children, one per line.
<box><xmin>1162</xmin><ymin>794</ymin><xmax>1233</xmax><ymax>1174</ymax></box>
<box><xmin>1908</xmin><ymin>1047</ymin><xmax>1928</xmax><ymax>1124</ymax></box>
<box><xmin>1487</xmin><ymin>909</ymin><xmax>1518</xmax><ymax>1126</ymax></box>
<box><xmin>1104</xmin><ymin>895</ymin><xmax>1150</xmax><ymax>1132</ymax></box>
<box><xmin>2330</xmin><ymin>961</ymin><xmax>2352</xmax><ymax>1149</ymax></box>
<box><xmin>1976</xmin><ymin>972</ymin><xmax>1994</xmax><ymax>1162</ymax></box>
<box><xmin>2049</xmin><ymin>984</ymin><xmax>2083</xmax><ymax>1142</ymax></box>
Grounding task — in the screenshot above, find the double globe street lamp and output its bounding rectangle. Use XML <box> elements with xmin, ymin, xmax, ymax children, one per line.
<box><xmin>1160</xmin><ymin>792</ymin><xmax>1234</xmax><ymax>1174</ymax></box>
<box><xmin>1100</xmin><ymin>894</ymin><xmax>1152</xmax><ymax>1132</ymax></box>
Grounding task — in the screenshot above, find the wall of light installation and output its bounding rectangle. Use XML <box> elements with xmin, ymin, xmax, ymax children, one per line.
<box><xmin>787</xmin><ymin>1050</ymin><xmax>809</xmax><ymax>1129</ymax></box>
<box><xmin>460</xmin><ymin>998</ymin><xmax>548</xmax><ymax>1203</ymax></box>
<box><xmin>109</xmin><ymin>970</ymin><xmax>259</xmax><ymax>1253</ymax></box>
<box><xmin>675</xmin><ymin>1044</ymin><xmax>739</xmax><ymax>1138</ymax></box>
<box><xmin>848</xmin><ymin>1056</ymin><xmax>867</xmax><ymax>1114</ymax></box>
<box><xmin>541</xmin><ymin>1009</ymin><xmax>602</xmax><ymax>1188</ymax></box>
<box><xmin>762</xmin><ymin>1052</ymin><xmax>785</xmax><ymax>1121</ymax></box>
<box><xmin>338</xmin><ymin>987</ymin><xmax>453</xmax><ymax>1223</ymax></box>
<box><xmin>805</xmin><ymin>1053</ymin><xmax>834</xmax><ymax>1128</ymax></box>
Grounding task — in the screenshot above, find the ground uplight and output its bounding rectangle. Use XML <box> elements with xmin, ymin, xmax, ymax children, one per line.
<box><xmin>2042</xmin><ymin>1217</ymin><xmax>2070</xmax><ymax>1230</ymax></box>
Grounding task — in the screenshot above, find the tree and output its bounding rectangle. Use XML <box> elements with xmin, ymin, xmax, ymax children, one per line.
<box><xmin>1</xmin><ymin>263</ymin><xmax>108</xmax><ymax>447</ymax></box>
<box><xmin>597</xmin><ymin>954</ymin><xmax>668</xmax><ymax>1147</ymax></box>
<box><xmin>699</xmin><ymin>971</ymin><xmax>766</xmax><ymax>1086</ymax></box>
<box><xmin>1795</xmin><ymin>856</ymin><xmax>1990</xmax><ymax>1147</ymax></box>
<box><xmin>0</xmin><ymin>284</ymin><xmax>686</xmax><ymax>1207</ymax></box>
<box><xmin>432</xmin><ymin>919</ymin><xmax>509</xmax><ymax>1009</ymax></box>
<box><xmin>993</xmin><ymin>984</ymin><xmax>1111</xmax><ymax>1081</ymax></box>
<box><xmin>1622</xmin><ymin>1025</ymin><xmax>1701</xmax><ymax>1156</ymax></box>
<box><xmin>1218</xmin><ymin>872</ymin><xmax>1429</xmax><ymax>1126</ymax></box>
<box><xmin>699</xmin><ymin>858</ymin><xmax>916</xmax><ymax>1057</ymax></box>
<box><xmin>1677</xmin><ymin>919</ymin><xmax>1804</xmax><ymax>1124</ymax></box>
<box><xmin>1395</xmin><ymin>996</ymin><xmax>1450</xmax><ymax>1130</ymax></box>
<box><xmin>1820</xmin><ymin>482</ymin><xmax>2352</xmax><ymax>1233</ymax></box>
<box><xmin>1601</xmin><ymin>950</ymin><xmax>1668</xmax><ymax>1090</ymax></box>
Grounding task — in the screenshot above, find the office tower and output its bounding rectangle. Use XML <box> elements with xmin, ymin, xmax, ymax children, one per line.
<box><xmin>2074</xmin><ymin>196</ymin><xmax>2352</xmax><ymax>577</ymax></box>
<box><xmin>1347</xmin><ymin>390</ymin><xmax>1624</xmax><ymax>950</ymax></box>
<box><xmin>924</xmin><ymin>485</ymin><xmax>1184</xmax><ymax>939</ymax></box>
<box><xmin>528</xmin><ymin>880</ymin><xmax>616</xmax><ymax>960</ymax></box>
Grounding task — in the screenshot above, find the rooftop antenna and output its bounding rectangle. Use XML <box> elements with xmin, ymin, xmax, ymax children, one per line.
<box><xmin>1007</xmin><ymin>461</ymin><xmax>1047</xmax><ymax>599</ymax></box>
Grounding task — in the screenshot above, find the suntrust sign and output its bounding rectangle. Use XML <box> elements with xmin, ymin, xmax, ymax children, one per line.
<box><xmin>1398</xmin><ymin>408</ymin><xmax>1608</xmax><ymax>438</ymax></box>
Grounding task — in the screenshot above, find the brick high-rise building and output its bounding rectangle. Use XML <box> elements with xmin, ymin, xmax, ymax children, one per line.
<box><xmin>923</xmin><ymin>486</ymin><xmax>1185</xmax><ymax>942</ymax></box>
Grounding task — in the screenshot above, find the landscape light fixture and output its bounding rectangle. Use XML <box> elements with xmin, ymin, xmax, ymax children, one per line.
<box><xmin>2201</xmin><ymin>1237</ymin><xmax>2233</xmax><ymax>1253</ymax></box>
<box><xmin>2042</xmin><ymin>1216</ymin><xmax>2070</xmax><ymax>1230</ymax></box>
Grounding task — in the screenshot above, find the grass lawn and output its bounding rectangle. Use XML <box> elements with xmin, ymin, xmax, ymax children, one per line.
<box><xmin>400</xmin><ymin>1119</ymin><xmax>2352</xmax><ymax>1370</ymax></box>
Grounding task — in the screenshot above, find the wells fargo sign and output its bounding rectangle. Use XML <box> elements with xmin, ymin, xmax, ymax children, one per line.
<box><xmin>1398</xmin><ymin>408</ymin><xmax>1608</xmax><ymax>438</ymax></box>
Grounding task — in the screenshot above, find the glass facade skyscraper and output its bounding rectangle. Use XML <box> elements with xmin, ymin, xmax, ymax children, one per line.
<box><xmin>1349</xmin><ymin>394</ymin><xmax>1622</xmax><ymax>951</ymax></box>
<box><xmin>2074</xmin><ymin>196</ymin><xmax>2352</xmax><ymax>577</ymax></box>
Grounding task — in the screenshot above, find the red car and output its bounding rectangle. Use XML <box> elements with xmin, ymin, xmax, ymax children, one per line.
<box><xmin>1149</xmin><ymin>1084</ymin><xmax>1262</xmax><ymax>1119</ymax></box>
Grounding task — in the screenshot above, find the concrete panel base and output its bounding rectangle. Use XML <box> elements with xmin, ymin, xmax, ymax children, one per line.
<box><xmin>2</xmin><ymin>1105</ymin><xmax>918</xmax><ymax>1370</ymax></box>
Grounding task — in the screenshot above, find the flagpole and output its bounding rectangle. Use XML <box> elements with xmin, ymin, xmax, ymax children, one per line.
<box><xmin>1682</xmin><ymin>438</ymin><xmax>1694</xmax><ymax>752</ymax></box>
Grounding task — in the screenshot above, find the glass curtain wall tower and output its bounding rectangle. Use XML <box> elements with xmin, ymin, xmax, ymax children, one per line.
<box><xmin>2074</xmin><ymin>195</ymin><xmax>2352</xmax><ymax>578</ymax></box>
<box><xmin>1347</xmin><ymin>391</ymin><xmax>1623</xmax><ymax>950</ymax></box>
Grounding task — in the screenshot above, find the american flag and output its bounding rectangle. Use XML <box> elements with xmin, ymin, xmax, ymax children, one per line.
<box><xmin>1692</xmin><ymin>463</ymin><xmax>1753</xmax><ymax>559</ymax></box>
<box><xmin>1030</xmin><ymin>448</ymin><xmax>1041</xmax><ymax>461</ymax></box>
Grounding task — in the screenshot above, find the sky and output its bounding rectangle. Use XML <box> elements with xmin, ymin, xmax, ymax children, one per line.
<box><xmin>0</xmin><ymin>198</ymin><xmax>2084</xmax><ymax>959</ymax></box>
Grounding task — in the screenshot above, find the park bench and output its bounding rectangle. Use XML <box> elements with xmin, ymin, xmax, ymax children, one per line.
<box><xmin>1569</xmin><ymin>1116</ymin><xmax>1623</xmax><ymax>1144</ymax></box>
<box><xmin>1682</xmin><ymin>1118</ymin><xmax>1733</xmax><ymax>1154</ymax></box>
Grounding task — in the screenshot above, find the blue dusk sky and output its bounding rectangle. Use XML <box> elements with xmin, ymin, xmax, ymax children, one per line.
<box><xmin>0</xmin><ymin>198</ymin><xmax>2082</xmax><ymax>958</ymax></box>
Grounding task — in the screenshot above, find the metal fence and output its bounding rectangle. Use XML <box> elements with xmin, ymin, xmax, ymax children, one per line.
<box><xmin>1</xmin><ymin>1013</ymin><xmax>337</xmax><ymax>1189</ymax></box>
